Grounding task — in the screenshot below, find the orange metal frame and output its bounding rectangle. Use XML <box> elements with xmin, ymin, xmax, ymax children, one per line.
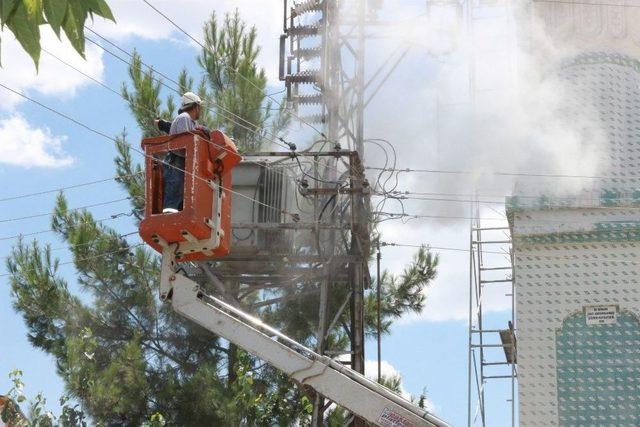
<box><xmin>139</xmin><ymin>130</ymin><xmax>241</xmax><ymax>261</ymax></box>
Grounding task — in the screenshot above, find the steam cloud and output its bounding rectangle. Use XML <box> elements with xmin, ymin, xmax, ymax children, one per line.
<box><xmin>363</xmin><ymin>1</ymin><xmax>609</xmax><ymax>222</ymax></box>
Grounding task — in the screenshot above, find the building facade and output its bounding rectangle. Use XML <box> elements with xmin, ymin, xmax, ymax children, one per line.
<box><xmin>512</xmin><ymin>2</ymin><xmax>640</xmax><ymax>425</ymax></box>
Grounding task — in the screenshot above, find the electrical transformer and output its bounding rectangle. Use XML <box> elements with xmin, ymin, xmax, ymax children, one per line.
<box><xmin>231</xmin><ymin>161</ymin><xmax>298</xmax><ymax>254</ymax></box>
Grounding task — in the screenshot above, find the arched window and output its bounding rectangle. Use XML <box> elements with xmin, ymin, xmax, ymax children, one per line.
<box><xmin>556</xmin><ymin>310</ymin><xmax>640</xmax><ymax>426</ymax></box>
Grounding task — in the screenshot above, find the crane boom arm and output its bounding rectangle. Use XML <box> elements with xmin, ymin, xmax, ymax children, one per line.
<box><xmin>168</xmin><ymin>273</ymin><xmax>451</xmax><ymax>427</ymax></box>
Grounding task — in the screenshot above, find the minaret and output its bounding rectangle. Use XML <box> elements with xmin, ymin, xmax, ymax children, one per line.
<box><xmin>511</xmin><ymin>2</ymin><xmax>640</xmax><ymax>426</ymax></box>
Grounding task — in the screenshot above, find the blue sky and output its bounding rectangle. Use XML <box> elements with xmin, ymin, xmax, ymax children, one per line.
<box><xmin>0</xmin><ymin>1</ymin><xmax>517</xmax><ymax>425</ymax></box>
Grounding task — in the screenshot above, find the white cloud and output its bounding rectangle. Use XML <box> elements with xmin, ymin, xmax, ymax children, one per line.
<box><xmin>0</xmin><ymin>115</ymin><xmax>73</xmax><ymax>168</ymax></box>
<box><xmin>88</xmin><ymin>0</ymin><xmax>282</xmax><ymax>81</ymax></box>
<box><xmin>0</xmin><ymin>27</ymin><xmax>105</xmax><ymax>110</ymax></box>
<box><xmin>0</xmin><ymin>2</ymin><xmax>283</xmax><ymax>111</ymax></box>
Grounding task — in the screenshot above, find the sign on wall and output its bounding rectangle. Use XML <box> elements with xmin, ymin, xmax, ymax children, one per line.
<box><xmin>585</xmin><ymin>305</ymin><xmax>618</xmax><ymax>325</ymax></box>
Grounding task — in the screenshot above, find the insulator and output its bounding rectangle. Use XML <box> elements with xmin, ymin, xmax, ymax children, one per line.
<box><xmin>293</xmin><ymin>94</ymin><xmax>323</xmax><ymax>106</ymax></box>
<box><xmin>293</xmin><ymin>47</ymin><xmax>322</xmax><ymax>60</ymax></box>
<box><xmin>287</xmin><ymin>70</ymin><xmax>320</xmax><ymax>84</ymax></box>
<box><xmin>292</xmin><ymin>0</ymin><xmax>323</xmax><ymax>17</ymax></box>
<box><xmin>300</xmin><ymin>114</ymin><xmax>326</xmax><ymax>124</ymax></box>
<box><xmin>288</xmin><ymin>25</ymin><xmax>320</xmax><ymax>38</ymax></box>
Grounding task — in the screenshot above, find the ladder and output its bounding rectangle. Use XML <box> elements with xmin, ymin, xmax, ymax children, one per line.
<box><xmin>162</xmin><ymin>251</ymin><xmax>450</xmax><ymax>427</ymax></box>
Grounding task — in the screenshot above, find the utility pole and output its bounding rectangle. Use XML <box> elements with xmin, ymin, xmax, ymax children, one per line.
<box><xmin>377</xmin><ymin>239</ymin><xmax>382</xmax><ymax>383</ymax></box>
<box><xmin>280</xmin><ymin>1</ymin><xmax>379</xmax><ymax>424</ymax></box>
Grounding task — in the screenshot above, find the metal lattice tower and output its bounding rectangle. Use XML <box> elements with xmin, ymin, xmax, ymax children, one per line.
<box><xmin>280</xmin><ymin>0</ymin><xmax>367</xmax><ymax>155</ymax></box>
<box><xmin>281</xmin><ymin>1</ymin><xmax>370</xmax><ymax>425</ymax></box>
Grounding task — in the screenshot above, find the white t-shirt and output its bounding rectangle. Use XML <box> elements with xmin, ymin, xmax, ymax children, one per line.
<box><xmin>169</xmin><ymin>112</ymin><xmax>196</xmax><ymax>135</ymax></box>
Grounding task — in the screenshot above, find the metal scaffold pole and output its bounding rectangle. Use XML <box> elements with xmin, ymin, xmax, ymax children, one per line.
<box><xmin>467</xmin><ymin>197</ymin><xmax>517</xmax><ymax>426</ymax></box>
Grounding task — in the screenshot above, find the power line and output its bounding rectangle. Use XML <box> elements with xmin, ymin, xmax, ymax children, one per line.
<box><xmin>49</xmin><ymin>37</ymin><xmax>305</xmax><ymax>191</ymax></box>
<box><xmin>82</xmin><ymin>33</ymin><xmax>291</xmax><ymax>154</ymax></box>
<box><xmin>1</xmin><ymin>231</ymin><xmax>139</xmax><ymax>260</ymax></box>
<box><xmin>139</xmin><ymin>0</ymin><xmax>328</xmax><ymax>141</ymax></box>
<box><xmin>0</xmin><ymin>211</ymin><xmax>134</xmax><ymax>242</ymax></box>
<box><xmin>0</xmin><ymin>82</ymin><xmax>299</xmax><ymax>221</ymax></box>
<box><xmin>375</xmin><ymin>193</ymin><xmax>506</xmax><ymax>206</ymax></box>
<box><xmin>383</xmin><ymin>190</ymin><xmax>627</xmax><ymax>203</ymax></box>
<box><xmin>375</xmin><ymin>212</ymin><xmax>507</xmax><ymax>222</ymax></box>
<box><xmin>0</xmin><ymin>242</ymin><xmax>145</xmax><ymax>278</ymax></box>
<box><xmin>376</xmin><ymin>210</ymin><xmax>640</xmax><ymax>225</ymax></box>
<box><xmin>366</xmin><ymin>166</ymin><xmax>617</xmax><ymax>180</ymax></box>
<box><xmin>84</xmin><ymin>29</ymin><xmax>277</xmax><ymax>135</ymax></box>
<box><xmin>379</xmin><ymin>241</ymin><xmax>507</xmax><ymax>254</ymax></box>
<box><xmin>81</xmin><ymin>30</ymin><xmax>344</xmax><ymax>187</ymax></box>
<box><xmin>378</xmin><ymin>193</ymin><xmax>640</xmax><ymax>212</ymax></box>
<box><xmin>84</xmin><ymin>30</ymin><xmax>295</xmax><ymax>154</ymax></box>
<box><xmin>0</xmin><ymin>172</ymin><xmax>143</xmax><ymax>203</ymax></box>
<box><xmin>0</xmin><ymin>197</ymin><xmax>135</xmax><ymax>224</ymax></box>
<box><xmin>43</xmin><ymin>38</ymin><xmax>349</xmax><ymax>232</ymax></box>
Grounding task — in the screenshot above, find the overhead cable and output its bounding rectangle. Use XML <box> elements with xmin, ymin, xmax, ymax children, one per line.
<box><xmin>0</xmin><ymin>242</ymin><xmax>145</xmax><ymax>278</ymax></box>
<box><xmin>0</xmin><ymin>172</ymin><xmax>142</xmax><ymax>203</ymax></box>
<box><xmin>366</xmin><ymin>166</ymin><xmax>617</xmax><ymax>180</ymax></box>
<box><xmin>0</xmin><ymin>82</ymin><xmax>300</xmax><ymax>221</ymax></box>
<box><xmin>379</xmin><ymin>241</ymin><xmax>507</xmax><ymax>254</ymax></box>
<box><xmin>374</xmin><ymin>193</ymin><xmax>506</xmax><ymax>206</ymax></box>
<box><xmin>375</xmin><ymin>212</ymin><xmax>507</xmax><ymax>222</ymax></box>
<box><xmin>1</xmin><ymin>231</ymin><xmax>139</xmax><ymax>260</ymax></box>
<box><xmin>139</xmin><ymin>0</ymin><xmax>329</xmax><ymax>141</ymax></box>
<box><xmin>0</xmin><ymin>211</ymin><xmax>135</xmax><ymax>242</ymax></box>
<box><xmin>81</xmin><ymin>31</ymin><xmax>345</xmax><ymax>187</ymax></box>
<box><xmin>0</xmin><ymin>197</ymin><xmax>135</xmax><ymax>224</ymax></box>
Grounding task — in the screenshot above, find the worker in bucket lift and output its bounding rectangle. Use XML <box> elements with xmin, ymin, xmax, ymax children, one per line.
<box><xmin>158</xmin><ymin>91</ymin><xmax>209</xmax><ymax>213</ymax></box>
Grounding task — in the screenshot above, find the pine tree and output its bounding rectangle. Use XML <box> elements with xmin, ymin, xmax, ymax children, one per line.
<box><xmin>7</xmin><ymin>9</ymin><xmax>439</xmax><ymax>425</ymax></box>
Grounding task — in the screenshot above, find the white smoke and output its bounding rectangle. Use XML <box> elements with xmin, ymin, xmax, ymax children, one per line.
<box><xmin>364</xmin><ymin>0</ymin><xmax>609</xmax><ymax>216</ymax></box>
<box><xmin>355</xmin><ymin>0</ymin><xmax>614</xmax><ymax>323</ymax></box>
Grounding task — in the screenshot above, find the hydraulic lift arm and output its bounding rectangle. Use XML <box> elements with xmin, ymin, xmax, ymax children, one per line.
<box><xmin>161</xmin><ymin>251</ymin><xmax>451</xmax><ymax>427</ymax></box>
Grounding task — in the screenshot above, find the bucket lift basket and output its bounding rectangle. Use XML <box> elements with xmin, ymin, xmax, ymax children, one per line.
<box><xmin>138</xmin><ymin>130</ymin><xmax>241</xmax><ymax>262</ymax></box>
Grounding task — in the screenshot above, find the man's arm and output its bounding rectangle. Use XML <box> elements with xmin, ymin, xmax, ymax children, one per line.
<box><xmin>155</xmin><ymin>119</ymin><xmax>172</xmax><ymax>134</ymax></box>
<box><xmin>195</xmin><ymin>124</ymin><xmax>211</xmax><ymax>139</ymax></box>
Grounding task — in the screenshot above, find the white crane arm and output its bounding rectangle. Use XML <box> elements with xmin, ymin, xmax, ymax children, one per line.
<box><xmin>168</xmin><ymin>273</ymin><xmax>451</xmax><ymax>427</ymax></box>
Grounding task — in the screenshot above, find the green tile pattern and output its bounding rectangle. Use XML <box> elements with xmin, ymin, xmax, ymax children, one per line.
<box><xmin>556</xmin><ymin>311</ymin><xmax>640</xmax><ymax>426</ymax></box>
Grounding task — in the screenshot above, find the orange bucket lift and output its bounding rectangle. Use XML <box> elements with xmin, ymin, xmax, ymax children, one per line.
<box><xmin>139</xmin><ymin>130</ymin><xmax>242</xmax><ymax>268</ymax></box>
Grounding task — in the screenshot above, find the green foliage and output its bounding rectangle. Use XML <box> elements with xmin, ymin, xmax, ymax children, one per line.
<box><xmin>121</xmin><ymin>54</ymin><xmax>172</xmax><ymax>139</ymax></box>
<box><xmin>114</xmin><ymin>131</ymin><xmax>144</xmax><ymax>219</ymax></box>
<box><xmin>326</xmin><ymin>374</ymin><xmax>404</xmax><ymax>426</ymax></box>
<box><xmin>2</xmin><ymin>369</ymin><xmax>86</xmax><ymax>426</ymax></box>
<box><xmin>7</xmin><ymin>192</ymin><xmax>262</xmax><ymax>424</ymax></box>
<box><xmin>0</xmin><ymin>0</ymin><xmax>115</xmax><ymax>68</ymax></box>
<box><xmin>197</xmin><ymin>10</ymin><xmax>276</xmax><ymax>150</ymax></box>
<box><xmin>416</xmin><ymin>388</ymin><xmax>430</xmax><ymax>409</ymax></box>
<box><xmin>6</xmin><ymin>7</ymin><xmax>440</xmax><ymax>425</ymax></box>
<box><xmin>120</xmin><ymin>9</ymin><xmax>289</xmax><ymax>152</ymax></box>
<box><xmin>365</xmin><ymin>247</ymin><xmax>438</xmax><ymax>337</ymax></box>
<box><xmin>6</xmin><ymin>10</ymin><xmax>306</xmax><ymax>425</ymax></box>
<box><xmin>377</xmin><ymin>373</ymin><xmax>403</xmax><ymax>394</ymax></box>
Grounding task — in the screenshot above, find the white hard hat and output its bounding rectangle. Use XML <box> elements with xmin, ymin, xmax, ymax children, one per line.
<box><xmin>180</xmin><ymin>92</ymin><xmax>202</xmax><ymax>110</ymax></box>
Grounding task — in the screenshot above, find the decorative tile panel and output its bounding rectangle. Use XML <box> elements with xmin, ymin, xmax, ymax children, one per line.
<box><xmin>556</xmin><ymin>311</ymin><xmax>640</xmax><ymax>426</ymax></box>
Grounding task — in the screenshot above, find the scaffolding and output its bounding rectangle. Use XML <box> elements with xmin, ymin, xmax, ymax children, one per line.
<box><xmin>467</xmin><ymin>201</ymin><xmax>517</xmax><ymax>427</ymax></box>
<box><xmin>463</xmin><ymin>0</ymin><xmax>518</xmax><ymax>422</ymax></box>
